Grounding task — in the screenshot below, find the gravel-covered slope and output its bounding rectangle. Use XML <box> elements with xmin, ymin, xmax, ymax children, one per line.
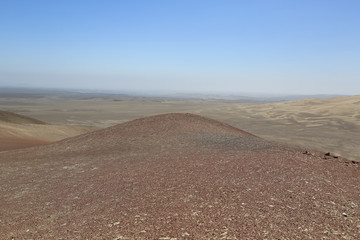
<box><xmin>0</xmin><ymin>113</ymin><xmax>359</xmax><ymax>239</ymax></box>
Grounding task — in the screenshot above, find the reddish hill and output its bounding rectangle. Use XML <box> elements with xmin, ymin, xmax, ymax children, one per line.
<box><xmin>0</xmin><ymin>113</ymin><xmax>359</xmax><ymax>239</ymax></box>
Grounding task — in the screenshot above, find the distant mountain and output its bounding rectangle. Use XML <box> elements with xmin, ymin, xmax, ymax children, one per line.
<box><xmin>1</xmin><ymin>113</ymin><xmax>358</xmax><ymax>239</ymax></box>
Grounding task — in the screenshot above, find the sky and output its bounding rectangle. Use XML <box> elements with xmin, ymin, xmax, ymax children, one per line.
<box><xmin>1</xmin><ymin>0</ymin><xmax>359</xmax><ymax>95</ymax></box>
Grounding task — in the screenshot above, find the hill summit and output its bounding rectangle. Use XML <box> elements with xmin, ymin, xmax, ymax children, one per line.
<box><xmin>0</xmin><ymin>113</ymin><xmax>359</xmax><ymax>239</ymax></box>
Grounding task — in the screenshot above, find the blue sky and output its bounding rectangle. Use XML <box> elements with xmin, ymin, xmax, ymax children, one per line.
<box><xmin>1</xmin><ymin>0</ymin><xmax>359</xmax><ymax>95</ymax></box>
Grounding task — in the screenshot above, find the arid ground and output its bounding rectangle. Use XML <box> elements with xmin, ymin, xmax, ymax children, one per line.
<box><xmin>1</xmin><ymin>93</ymin><xmax>359</xmax><ymax>161</ymax></box>
<box><xmin>0</xmin><ymin>109</ymin><xmax>96</xmax><ymax>151</ymax></box>
<box><xmin>1</xmin><ymin>113</ymin><xmax>359</xmax><ymax>239</ymax></box>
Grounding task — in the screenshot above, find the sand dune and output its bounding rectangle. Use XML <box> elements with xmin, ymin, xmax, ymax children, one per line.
<box><xmin>1</xmin><ymin>113</ymin><xmax>359</xmax><ymax>239</ymax></box>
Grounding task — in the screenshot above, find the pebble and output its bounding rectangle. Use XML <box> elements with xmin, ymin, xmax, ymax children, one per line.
<box><xmin>342</xmin><ymin>212</ymin><xmax>348</xmax><ymax>217</ymax></box>
<box><xmin>181</xmin><ymin>232</ymin><xmax>190</xmax><ymax>237</ymax></box>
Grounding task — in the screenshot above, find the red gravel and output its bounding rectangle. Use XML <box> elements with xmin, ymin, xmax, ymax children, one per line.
<box><xmin>0</xmin><ymin>113</ymin><xmax>359</xmax><ymax>239</ymax></box>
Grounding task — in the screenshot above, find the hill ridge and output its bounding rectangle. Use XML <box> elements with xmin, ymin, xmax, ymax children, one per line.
<box><xmin>0</xmin><ymin>110</ymin><xmax>46</xmax><ymax>124</ymax></box>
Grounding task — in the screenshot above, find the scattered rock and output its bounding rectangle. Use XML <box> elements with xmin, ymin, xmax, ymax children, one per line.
<box><xmin>2</xmin><ymin>113</ymin><xmax>360</xmax><ymax>239</ymax></box>
<box><xmin>350</xmin><ymin>202</ymin><xmax>357</xmax><ymax>208</ymax></box>
<box><xmin>322</xmin><ymin>152</ymin><xmax>341</xmax><ymax>160</ymax></box>
<box><xmin>181</xmin><ymin>232</ymin><xmax>190</xmax><ymax>237</ymax></box>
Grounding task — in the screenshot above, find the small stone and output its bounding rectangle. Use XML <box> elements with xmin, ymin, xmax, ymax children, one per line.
<box><xmin>181</xmin><ymin>232</ymin><xmax>190</xmax><ymax>237</ymax></box>
<box><xmin>221</xmin><ymin>231</ymin><xmax>228</xmax><ymax>235</ymax></box>
<box><xmin>342</xmin><ymin>212</ymin><xmax>348</xmax><ymax>217</ymax></box>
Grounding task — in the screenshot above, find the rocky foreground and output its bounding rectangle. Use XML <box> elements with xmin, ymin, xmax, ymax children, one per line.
<box><xmin>0</xmin><ymin>113</ymin><xmax>359</xmax><ymax>239</ymax></box>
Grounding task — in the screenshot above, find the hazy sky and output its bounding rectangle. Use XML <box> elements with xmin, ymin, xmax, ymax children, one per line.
<box><xmin>1</xmin><ymin>0</ymin><xmax>359</xmax><ymax>95</ymax></box>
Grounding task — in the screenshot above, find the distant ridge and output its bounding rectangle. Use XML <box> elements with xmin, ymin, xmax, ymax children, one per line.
<box><xmin>0</xmin><ymin>113</ymin><xmax>359</xmax><ymax>239</ymax></box>
<box><xmin>0</xmin><ymin>110</ymin><xmax>95</xmax><ymax>151</ymax></box>
<box><xmin>0</xmin><ymin>110</ymin><xmax>46</xmax><ymax>124</ymax></box>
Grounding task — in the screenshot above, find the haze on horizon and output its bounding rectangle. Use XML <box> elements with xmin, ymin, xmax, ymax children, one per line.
<box><xmin>1</xmin><ymin>0</ymin><xmax>359</xmax><ymax>95</ymax></box>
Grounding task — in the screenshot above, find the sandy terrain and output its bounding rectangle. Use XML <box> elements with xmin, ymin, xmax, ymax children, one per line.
<box><xmin>203</xmin><ymin>96</ymin><xmax>360</xmax><ymax>161</ymax></box>
<box><xmin>0</xmin><ymin>110</ymin><xmax>97</xmax><ymax>151</ymax></box>
<box><xmin>1</xmin><ymin>113</ymin><xmax>359</xmax><ymax>239</ymax></box>
<box><xmin>1</xmin><ymin>94</ymin><xmax>359</xmax><ymax>160</ymax></box>
<box><xmin>0</xmin><ymin>121</ymin><xmax>97</xmax><ymax>151</ymax></box>
<box><xmin>0</xmin><ymin>109</ymin><xmax>46</xmax><ymax>124</ymax></box>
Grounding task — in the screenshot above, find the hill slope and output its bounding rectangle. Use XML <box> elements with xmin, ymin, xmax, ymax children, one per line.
<box><xmin>226</xmin><ymin>95</ymin><xmax>360</xmax><ymax>160</ymax></box>
<box><xmin>0</xmin><ymin>109</ymin><xmax>46</xmax><ymax>124</ymax></box>
<box><xmin>0</xmin><ymin>113</ymin><xmax>359</xmax><ymax>239</ymax></box>
<box><xmin>0</xmin><ymin>110</ymin><xmax>96</xmax><ymax>151</ymax></box>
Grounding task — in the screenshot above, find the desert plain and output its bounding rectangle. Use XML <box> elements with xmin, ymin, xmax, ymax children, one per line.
<box><xmin>1</xmin><ymin>90</ymin><xmax>359</xmax><ymax>161</ymax></box>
